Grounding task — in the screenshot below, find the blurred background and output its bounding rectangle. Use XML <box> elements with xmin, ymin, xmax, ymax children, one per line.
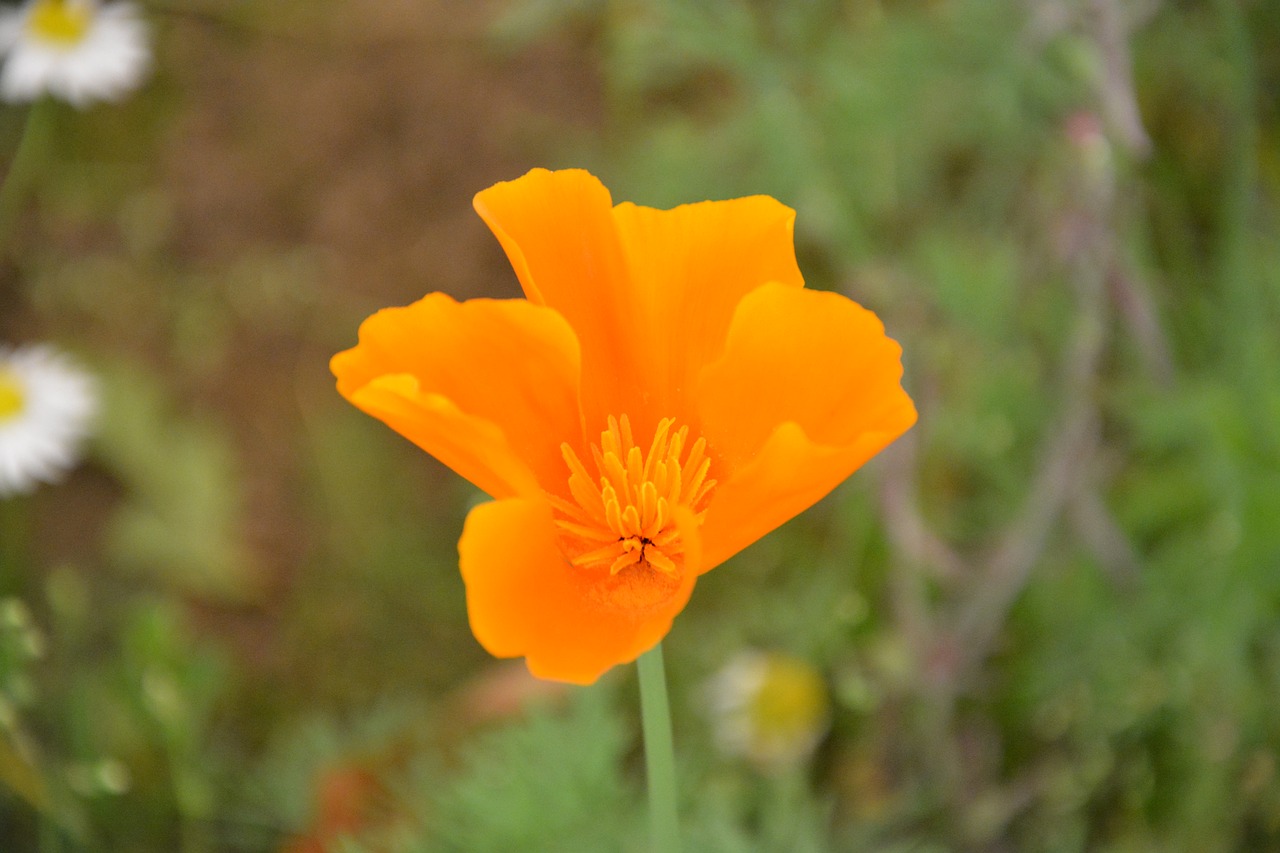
<box><xmin>2</xmin><ymin>0</ymin><xmax>1279</xmax><ymax>850</ymax></box>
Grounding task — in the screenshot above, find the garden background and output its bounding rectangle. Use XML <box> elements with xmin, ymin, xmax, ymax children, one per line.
<box><xmin>2</xmin><ymin>0</ymin><xmax>1280</xmax><ymax>850</ymax></box>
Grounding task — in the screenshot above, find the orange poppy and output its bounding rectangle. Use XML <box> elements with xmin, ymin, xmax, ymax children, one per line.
<box><xmin>331</xmin><ymin>169</ymin><xmax>916</xmax><ymax>684</ymax></box>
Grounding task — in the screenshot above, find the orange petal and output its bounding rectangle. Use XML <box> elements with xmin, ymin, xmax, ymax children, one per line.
<box><xmin>331</xmin><ymin>293</ymin><xmax>581</xmax><ymax>498</ymax></box>
<box><xmin>697</xmin><ymin>283</ymin><xmax>916</xmax><ymax>467</ymax></box>
<box><xmin>458</xmin><ymin>497</ymin><xmax>698</xmax><ymax>684</ymax></box>
<box><xmin>611</xmin><ymin>196</ymin><xmax>804</xmax><ymax>422</ymax></box>
<box><xmin>345</xmin><ymin>375</ymin><xmax>541</xmax><ymax>500</ymax></box>
<box><xmin>473</xmin><ymin>169</ymin><xmax>642</xmax><ymax>432</ymax></box>
<box><xmin>698</xmin><ymin>422</ymin><xmax>909</xmax><ymax>572</ymax></box>
<box><xmin>695</xmin><ymin>283</ymin><xmax>917</xmax><ymax>571</ymax></box>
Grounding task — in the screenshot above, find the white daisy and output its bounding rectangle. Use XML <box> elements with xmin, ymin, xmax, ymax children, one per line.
<box><xmin>0</xmin><ymin>344</ymin><xmax>96</xmax><ymax>497</ymax></box>
<box><xmin>0</xmin><ymin>0</ymin><xmax>150</xmax><ymax>107</ymax></box>
<box><xmin>706</xmin><ymin>650</ymin><xmax>831</xmax><ymax>772</ymax></box>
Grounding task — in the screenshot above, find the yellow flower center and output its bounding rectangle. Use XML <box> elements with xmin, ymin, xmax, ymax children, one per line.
<box><xmin>550</xmin><ymin>415</ymin><xmax>715</xmax><ymax>585</ymax></box>
<box><xmin>25</xmin><ymin>0</ymin><xmax>93</xmax><ymax>46</ymax></box>
<box><xmin>747</xmin><ymin>656</ymin><xmax>829</xmax><ymax>741</ymax></box>
<box><xmin>0</xmin><ymin>368</ymin><xmax>26</xmax><ymax>422</ymax></box>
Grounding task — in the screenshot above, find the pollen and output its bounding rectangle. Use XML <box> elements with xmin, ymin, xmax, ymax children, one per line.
<box><xmin>0</xmin><ymin>369</ymin><xmax>25</xmax><ymax>422</ymax></box>
<box><xmin>549</xmin><ymin>415</ymin><xmax>716</xmax><ymax>579</ymax></box>
<box><xmin>26</xmin><ymin>0</ymin><xmax>93</xmax><ymax>46</ymax></box>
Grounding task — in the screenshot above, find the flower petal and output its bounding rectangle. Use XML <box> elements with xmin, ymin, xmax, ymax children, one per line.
<box><xmin>331</xmin><ymin>293</ymin><xmax>581</xmax><ymax>498</ymax></box>
<box><xmin>345</xmin><ymin>375</ymin><xmax>541</xmax><ymax>500</ymax></box>
<box><xmin>473</xmin><ymin>169</ymin><xmax>641</xmax><ymax>432</ymax></box>
<box><xmin>698</xmin><ymin>422</ymin><xmax>907</xmax><ymax>572</ymax></box>
<box><xmin>611</xmin><ymin>196</ymin><xmax>803</xmax><ymax>421</ymax></box>
<box><xmin>695</xmin><ymin>283</ymin><xmax>916</xmax><ymax>571</ymax></box>
<box><xmin>473</xmin><ymin>170</ymin><xmax>808</xmax><ymax>438</ymax></box>
<box><xmin>458</xmin><ymin>497</ymin><xmax>698</xmax><ymax>684</ymax></box>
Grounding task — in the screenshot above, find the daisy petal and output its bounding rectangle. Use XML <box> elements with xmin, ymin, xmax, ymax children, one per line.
<box><xmin>0</xmin><ymin>1</ymin><xmax>150</xmax><ymax>107</ymax></box>
<box><xmin>459</xmin><ymin>497</ymin><xmax>698</xmax><ymax>684</ymax></box>
<box><xmin>331</xmin><ymin>293</ymin><xmax>581</xmax><ymax>498</ymax></box>
<box><xmin>0</xmin><ymin>345</ymin><xmax>97</xmax><ymax>497</ymax></box>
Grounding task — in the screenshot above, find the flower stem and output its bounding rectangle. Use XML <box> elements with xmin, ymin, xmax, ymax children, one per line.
<box><xmin>0</xmin><ymin>97</ymin><xmax>55</xmax><ymax>248</ymax></box>
<box><xmin>0</xmin><ymin>497</ymin><xmax>31</xmax><ymax>597</ymax></box>
<box><xmin>637</xmin><ymin>642</ymin><xmax>680</xmax><ymax>853</ymax></box>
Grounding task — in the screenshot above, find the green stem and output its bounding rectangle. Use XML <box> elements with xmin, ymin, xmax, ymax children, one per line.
<box><xmin>637</xmin><ymin>643</ymin><xmax>680</xmax><ymax>853</ymax></box>
<box><xmin>0</xmin><ymin>97</ymin><xmax>55</xmax><ymax>248</ymax></box>
<box><xmin>0</xmin><ymin>497</ymin><xmax>31</xmax><ymax>597</ymax></box>
<box><xmin>1211</xmin><ymin>0</ymin><xmax>1277</xmax><ymax>459</ymax></box>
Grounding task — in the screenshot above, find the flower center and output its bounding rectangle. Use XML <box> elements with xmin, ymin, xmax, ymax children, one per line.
<box><xmin>26</xmin><ymin>0</ymin><xmax>94</xmax><ymax>46</ymax></box>
<box><xmin>549</xmin><ymin>415</ymin><xmax>716</xmax><ymax>582</ymax></box>
<box><xmin>0</xmin><ymin>369</ymin><xmax>25</xmax><ymax>422</ymax></box>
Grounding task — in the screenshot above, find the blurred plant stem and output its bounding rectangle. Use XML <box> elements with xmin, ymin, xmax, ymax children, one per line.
<box><xmin>0</xmin><ymin>497</ymin><xmax>32</xmax><ymax>597</ymax></box>
<box><xmin>637</xmin><ymin>643</ymin><xmax>680</xmax><ymax>853</ymax></box>
<box><xmin>0</xmin><ymin>97</ymin><xmax>54</xmax><ymax>249</ymax></box>
<box><xmin>173</xmin><ymin>759</ymin><xmax>213</xmax><ymax>853</ymax></box>
<box><xmin>760</xmin><ymin>768</ymin><xmax>813</xmax><ymax>850</ymax></box>
<box><xmin>1213</xmin><ymin>0</ymin><xmax>1277</xmax><ymax>460</ymax></box>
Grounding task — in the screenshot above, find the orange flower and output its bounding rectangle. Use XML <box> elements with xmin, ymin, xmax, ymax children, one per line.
<box><xmin>331</xmin><ymin>169</ymin><xmax>916</xmax><ymax>684</ymax></box>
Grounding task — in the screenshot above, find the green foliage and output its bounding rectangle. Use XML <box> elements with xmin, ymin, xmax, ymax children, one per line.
<box><xmin>3</xmin><ymin>0</ymin><xmax>1279</xmax><ymax>850</ymax></box>
<box><xmin>94</xmin><ymin>359</ymin><xmax>262</xmax><ymax>604</ymax></box>
<box><xmin>0</xmin><ymin>587</ymin><xmax>233</xmax><ymax>851</ymax></box>
<box><xmin>425</xmin><ymin>688</ymin><xmax>638</xmax><ymax>853</ymax></box>
<box><xmin>327</xmin><ymin>687</ymin><xmax>840</xmax><ymax>853</ymax></box>
<box><xmin>0</xmin><ymin>598</ymin><xmax>54</xmax><ymax>820</ymax></box>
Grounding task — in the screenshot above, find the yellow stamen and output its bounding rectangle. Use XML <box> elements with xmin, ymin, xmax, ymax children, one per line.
<box><xmin>26</xmin><ymin>0</ymin><xmax>93</xmax><ymax>46</ymax></box>
<box><xmin>0</xmin><ymin>368</ymin><xmax>25</xmax><ymax>421</ymax></box>
<box><xmin>552</xmin><ymin>415</ymin><xmax>716</xmax><ymax>578</ymax></box>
